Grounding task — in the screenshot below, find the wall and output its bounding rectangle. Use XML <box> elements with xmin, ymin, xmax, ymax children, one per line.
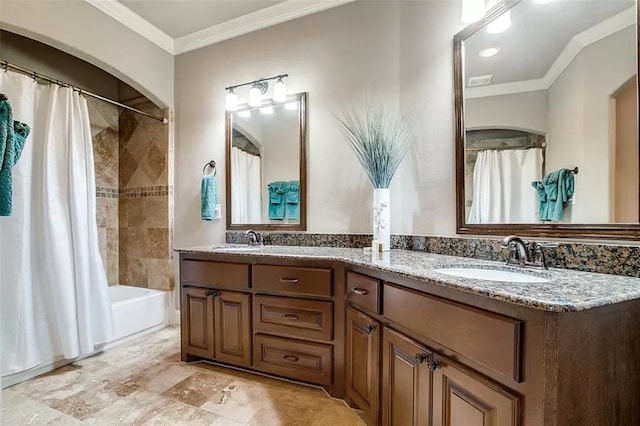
<box><xmin>465</xmin><ymin>91</ymin><xmax>548</xmax><ymax>134</ymax></box>
<box><xmin>547</xmin><ymin>26</ymin><xmax>636</xmax><ymax>223</ymax></box>
<box><xmin>119</xmin><ymin>100</ymin><xmax>173</xmax><ymax>291</ymax></box>
<box><xmin>613</xmin><ymin>80</ymin><xmax>639</xmax><ymax>222</ymax></box>
<box><xmin>0</xmin><ymin>0</ymin><xmax>174</xmax><ymax>108</ymax></box>
<box><xmin>174</xmin><ymin>0</ymin><xmax>465</xmax><ymax>246</ymax></box>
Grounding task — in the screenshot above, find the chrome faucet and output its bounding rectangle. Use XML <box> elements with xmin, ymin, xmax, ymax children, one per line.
<box><xmin>245</xmin><ymin>230</ymin><xmax>263</xmax><ymax>246</ymax></box>
<box><xmin>501</xmin><ymin>235</ymin><xmax>558</xmax><ymax>269</ymax></box>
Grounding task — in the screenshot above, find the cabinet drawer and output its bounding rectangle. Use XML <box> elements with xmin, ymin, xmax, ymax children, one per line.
<box><xmin>253</xmin><ymin>334</ymin><xmax>333</xmax><ymax>385</ymax></box>
<box><xmin>346</xmin><ymin>271</ymin><xmax>381</xmax><ymax>314</ymax></box>
<box><xmin>181</xmin><ymin>260</ymin><xmax>249</xmax><ymax>288</ymax></box>
<box><xmin>254</xmin><ymin>295</ymin><xmax>333</xmax><ymax>341</ymax></box>
<box><xmin>384</xmin><ymin>284</ymin><xmax>522</xmax><ymax>382</ymax></box>
<box><xmin>253</xmin><ymin>265</ymin><xmax>332</xmax><ymax>297</ymax></box>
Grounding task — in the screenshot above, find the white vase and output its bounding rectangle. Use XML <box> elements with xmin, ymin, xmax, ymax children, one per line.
<box><xmin>372</xmin><ymin>188</ymin><xmax>391</xmax><ymax>251</ymax></box>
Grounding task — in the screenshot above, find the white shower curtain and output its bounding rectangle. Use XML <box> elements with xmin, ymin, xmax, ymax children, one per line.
<box><xmin>1</xmin><ymin>71</ymin><xmax>113</xmax><ymax>376</ymax></box>
<box><xmin>468</xmin><ymin>148</ymin><xmax>543</xmax><ymax>223</ymax></box>
<box><xmin>231</xmin><ymin>147</ymin><xmax>261</xmax><ymax>223</ymax></box>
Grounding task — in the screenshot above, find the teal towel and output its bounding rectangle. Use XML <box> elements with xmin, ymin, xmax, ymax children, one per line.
<box><xmin>285</xmin><ymin>180</ymin><xmax>299</xmax><ymax>220</ymax></box>
<box><xmin>0</xmin><ymin>99</ymin><xmax>30</xmax><ymax>217</ymax></box>
<box><xmin>201</xmin><ymin>175</ymin><xmax>217</xmax><ymax>220</ymax></box>
<box><xmin>531</xmin><ymin>168</ymin><xmax>575</xmax><ymax>221</ymax></box>
<box><xmin>268</xmin><ymin>181</ymin><xmax>286</xmax><ymax>220</ymax></box>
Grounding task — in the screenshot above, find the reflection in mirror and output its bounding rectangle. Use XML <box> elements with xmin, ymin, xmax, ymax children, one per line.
<box><xmin>461</xmin><ymin>0</ymin><xmax>638</xmax><ymax>226</ymax></box>
<box><xmin>226</xmin><ymin>93</ymin><xmax>306</xmax><ymax>230</ymax></box>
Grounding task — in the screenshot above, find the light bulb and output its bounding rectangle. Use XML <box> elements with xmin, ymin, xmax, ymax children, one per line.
<box><xmin>238</xmin><ymin>110</ymin><xmax>251</xmax><ymax>118</ymax></box>
<box><xmin>225</xmin><ymin>89</ymin><xmax>238</xmax><ymax>111</ymax></box>
<box><xmin>284</xmin><ymin>102</ymin><xmax>298</xmax><ymax>111</ymax></box>
<box><xmin>461</xmin><ymin>0</ymin><xmax>485</xmax><ymax>23</ymax></box>
<box><xmin>479</xmin><ymin>46</ymin><xmax>501</xmax><ymax>57</ymax></box>
<box><xmin>487</xmin><ymin>10</ymin><xmax>511</xmax><ymax>34</ymax></box>
<box><xmin>260</xmin><ymin>106</ymin><xmax>274</xmax><ymax>114</ymax></box>
<box><xmin>248</xmin><ymin>84</ymin><xmax>262</xmax><ymax>107</ymax></box>
<box><xmin>273</xmin><ymin>77</ymin><xmax>287</xmax><ymax>103</ymax></box>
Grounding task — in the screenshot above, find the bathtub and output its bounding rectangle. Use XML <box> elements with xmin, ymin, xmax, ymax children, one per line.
<box><xmin>108</xmin><ymin>285</ymin><xmax>170</xmax><ymax>343</ymax></box>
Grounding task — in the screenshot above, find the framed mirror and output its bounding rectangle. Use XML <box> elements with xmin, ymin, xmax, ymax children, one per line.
<box><xmin>226</xmin><ymin>92</ymin><xmax>307</xmax><ymax>230</ymax></box>
<box><xmin>454</xmin><ymin>0</ymin><xmax>640</xmax><ymax>239</ymax></box>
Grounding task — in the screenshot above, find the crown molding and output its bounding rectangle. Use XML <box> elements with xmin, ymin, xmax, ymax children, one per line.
<box><xmin>86</xmin><ymin>0</ymin><xmax>174</xmax><ymax>54</ymax></box>
<box><xmin>174</xmin><ymin>0</ymin><xmax>357</xmax><ymax>55</ymax></box>
<box><xmin>466</xmin><ymin>6</ymin><xmax>635</xmax><ymax>99</ymax></box>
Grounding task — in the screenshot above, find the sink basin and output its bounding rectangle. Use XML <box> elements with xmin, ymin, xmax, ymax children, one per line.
<box><xmin>434</xmin><ymin>266</ymin><xmax>550</xmax><ymax>283</ymax></box>
<box><xmin>215</xmin><ymin>246</ymin><xmax>264</xmax><ymax>252</ymax></box>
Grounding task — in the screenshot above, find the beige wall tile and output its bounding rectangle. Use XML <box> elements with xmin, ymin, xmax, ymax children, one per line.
<box><xmin>141</xmin><ymin>144</ymin><xmax>166</xmax><ymax>185</ymax></box>
<box><xmin>106</xmin><ymin>227</ymin><xmax>119</xmax><ymax>285</ymax></box>
<box><xmin>147</xmin><ymin>228</ymin><xmax>168</xmax><ymax>259</ymax></box>
<box><xmin>119</xmin><ymin>256</ymin><xmax>128</xmax><ymax>285</ymax></box>
<box><xmin>124</xmin><ymin>227</ymin><xmax>147</xmax><ymax>258</ymax></box>
<box><xmin>127</xmin><ymin>258</ymin><xmax>148</xmax><ymax>288</ymax></box>
<box><xmin>127</xmin><ymin>199</ymin><xmax>146</xmax><ymax>227</ymax></box>
<box><xmin>144</xmin><ymin>196</ymin><xmax>168</xmax><ymax>227</ymax></box>
<box><xmin>127</xmin><ymin>168</ymin><xmax>153</xmax><ymax>188</ymax></box>
<box><xmin>147</xmin><ymin>259</ymin><xmax>173</xmax><ymax>291</ymax></box>
<box><xmin>118</xmin><ymin>198</ymin><xmax>130</xmax><ymax>228</ymax></box>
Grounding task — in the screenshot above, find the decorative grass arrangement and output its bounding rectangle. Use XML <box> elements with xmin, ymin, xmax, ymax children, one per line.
<box><xmin>334</xmin><ymin>94</ymin><xmax>417</xmax><ymax>188</ymax></box>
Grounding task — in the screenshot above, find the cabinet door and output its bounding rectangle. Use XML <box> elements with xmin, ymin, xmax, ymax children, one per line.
<box><xmin>214</xmin><ymin>291</ymin><xmax>252</xmax><ymax>367</ymax></box>
<box><xmin>181</xmin><ymin>286</ymin><xmax>215</xmax><ymax>359</ymax></box>
<box><xmin>346</xmin><ymin>307</ymin><xmax>380</xmax><ymax>425</ymax></box>
<box><xmin>382</xmin><ymin>328</ymin><xmax>431</xmax><ymax>426</ymax></box>
<box><xmin>432</xmin><ymin>355</ymin><xmax>520</xmax><ymax>426</ymax></box>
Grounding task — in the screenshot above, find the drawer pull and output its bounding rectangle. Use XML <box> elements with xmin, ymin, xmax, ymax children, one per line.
<box><xmin>205</xmin><ymin>290</ymin><xmax>220</xmax><ymax>297</ymax></box>
<box><xmin>279</xmin><ymin>277</ymin><xmax>300</xmax><ymax>284</ymax></box>
<box><xmin>283</xmin><ymin>355</ymin><xmax>300</xmax><ymax>362</ymax></box>
<box><xmin>282</xmin><ymin>314</ymin><xmax>299</xmax><ymax>320</ymax></box>
<box><xmin>351</xmin><ymin>287</ymin><xmax>369</xmax><ymax>295</ymax></box>
<box><xmin>365</xmin><ymin>323</ymin><xmax>377</xmax><ymax>334</ymax></box>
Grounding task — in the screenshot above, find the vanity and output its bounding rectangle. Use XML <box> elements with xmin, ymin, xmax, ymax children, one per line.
<box><xmin>177</xmin><ymin>245</ymin><xmax>640</xmax><ymax>426</ymax></box>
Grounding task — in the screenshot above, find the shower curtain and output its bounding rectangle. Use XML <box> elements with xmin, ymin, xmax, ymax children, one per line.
<box><xmin>0</xmin><ymin>71</ymin><xmax>113</xmax><ymax>377</ymax></box>
<box><xmin>468</xmin><ymin>148</ymin><xmax>543</xmax><ymax>223</ymax></box>
<box><xmin>231</xmin><ymin>146</ymin><xmax>261</xmax><ymax>223</ymax></box>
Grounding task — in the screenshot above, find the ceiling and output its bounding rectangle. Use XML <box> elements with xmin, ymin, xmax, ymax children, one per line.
<box><xmin>86</xmin><ymin>0</ymin><xmax>355</xmax><ymax>55</ymax></box>
<box><xmin>464</xmin><ymin>0</ymin><xmax>635</xmax><ymax>90</ymax></box>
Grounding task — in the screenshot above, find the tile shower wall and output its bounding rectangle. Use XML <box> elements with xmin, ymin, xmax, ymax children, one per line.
<box><xmin>118</xmin><ymin>100</ymin><xmax>173</xmax><ymax>291</ymax></box>
<box><xmin>90</xmin><ymin>99</ymin><xmax>119</xmax><ymax>285</ymax></box>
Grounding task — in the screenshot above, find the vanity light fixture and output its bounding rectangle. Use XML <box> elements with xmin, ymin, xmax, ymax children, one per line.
<box><xmin>225</xmin><ymin>88</ymin><xmax>238</xmax><ymax>111</ymax></box>
<box><xmin>238</xmin><ymin>110</ymin><xmax>251</xmax><ymax>118</ymax></box>
<box><xmin>487</xmin><ymin>10</ymin><xmax>511</xmax><ymax>34</ymax></box>
<box><xmin>259</xmin><ymin>106</ymin><xmax>274</xmax><ymax>114</ymax></box>
<box><xmin>461</xmin><ymin>0</ymin><xmax>485</xmax><ymax>23</ymax></box>
<box><xmin>224</xmin><ymin>74</ymin><xmax>289</xmax><ymax>110</ymax></box>
<box><xmin>284</xmin><ymin>102</ymin><xmax>298</xmax><ymax>111</ymax></box>
<box><xmin>534</xmin><ymin>0</ymin><xmax>555</xmax><ymax>4</ymax></box>
<box><xmin>479</xmin><ymin>46</ymin><xmax>501</xmax><ymax>57</ymax></box>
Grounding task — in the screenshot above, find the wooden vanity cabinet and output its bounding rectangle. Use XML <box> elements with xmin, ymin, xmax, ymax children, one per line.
<box><xmin>346</xmin><ymin>307</ymin><xmax>380</xmax><ymax>424</ymax></box>
<box><xmin>181</xmin><ymin>286</ymin><xmax>251</xmax><ymax>367</ymax></box>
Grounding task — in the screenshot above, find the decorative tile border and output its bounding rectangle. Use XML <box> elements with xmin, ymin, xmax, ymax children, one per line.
<box><xmin>226</xmin><ymin>231</ymin><xmax>640</xmax><ymax>278</ymax></box>
<box><xmin>96</xmin><ymin>186</ymin><xmax>172</xmax><ymax>198</ymax></box>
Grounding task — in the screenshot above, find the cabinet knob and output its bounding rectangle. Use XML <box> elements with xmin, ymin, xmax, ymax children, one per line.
<box><xmin>365</xmin><ymin>323</ymin><xmax>377</xmax><ymax>333</ymax></box>
<box><xmin>282</xmin><ymin>314</ymin><xmax>299</xmax><ymax>320</ymax></box>
<box><xmin>205</xmin><ymin>290</ymin><xmax>220</xmax><ymax>297</ymax></box>
<box><xmin>350</xmin><ymin>287</ymin><xmax>369</xmax><ymax>295</ymax></box>
<box><xmin>415</xmin><ymin>352</ymin><xmax>428</xmax><ymax>364</ymax></box>
<box><xmin>427</xmin><ymin>357</ymin><xmax>442</xmax><ymax>371</ymax></box>
<box><xmin>283</xmin><ymin>355</ymin><xmax>299</xmax><ymax>362</ymax></box>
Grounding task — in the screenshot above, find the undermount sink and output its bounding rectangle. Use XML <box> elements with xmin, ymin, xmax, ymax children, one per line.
<box><xmin>434</xmin><ymin>266</ymin><xmax>550</xmax><ymax>283</ymax></box>
<box><xmin>215</xmin><ymin>246</ymin><xmax>264</xmax><ymax>252</ymax></box>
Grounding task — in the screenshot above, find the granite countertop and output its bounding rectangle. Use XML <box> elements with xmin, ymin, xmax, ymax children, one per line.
<box><xmin>176</xmin><ymin>245</ymin><xmax>640</xmax><ymax>312</ymax></box>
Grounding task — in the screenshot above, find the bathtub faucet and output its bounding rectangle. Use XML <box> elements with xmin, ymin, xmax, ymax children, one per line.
<box><xmin>245</xmin><ymin>230</ymin><xmax>263</xmax><ymax>246</ymax></box>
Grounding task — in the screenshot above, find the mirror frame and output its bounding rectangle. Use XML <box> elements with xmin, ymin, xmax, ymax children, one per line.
<box><xmin>454</xmin><ymin>0</ymin><xmax>640</xmax><ymax>240</ymax></box>
<box><xmin>225</xmin><ymin>92</ymin><xmax>307</xmax><ymax>231</ymax></box>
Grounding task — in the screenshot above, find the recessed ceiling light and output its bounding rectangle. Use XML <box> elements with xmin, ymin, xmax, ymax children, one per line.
<box><xmin>479</xmin><ymin>46</ymin><xmax>501</xmax><ymax>57</ymax></box>
<box><xmin>534</xmin><ymin>0</ymin><xmax>555</xmax><ymax>4</ymax></box>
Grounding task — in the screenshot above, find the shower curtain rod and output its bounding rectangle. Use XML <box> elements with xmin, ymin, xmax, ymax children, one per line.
<box><xmin>465</xmin><ymin>144</ymin><xmax>546</xmax><ymax>152</ymax></box>
<box><xmin>0</xmin><ymin>60</ymin><xmax>168</xmax><ymax>124</ymax></box>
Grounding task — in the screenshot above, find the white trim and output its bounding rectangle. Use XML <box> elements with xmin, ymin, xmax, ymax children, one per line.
<box><xmin>466</xmin><ymin>6</ymin><xmax>635</xmax><ymax>99</ymax></box>
<box><xmin>85</xmin><ymin>0</ymin><xmax>175</xmax><ymax>54</ymax></box>
<box><xmin>174</xmin><ymin>0</ymin><xmax>357</xmax><ymax>54</ymax></box>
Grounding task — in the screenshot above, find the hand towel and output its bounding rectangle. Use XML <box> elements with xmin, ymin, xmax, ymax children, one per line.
<box><xmin>285</xmin><ymin>180</ymin><xmax>300</xmax><ymax>220</ymax></box>
<box><xmin>1</xmin><ymin>99</ymin><xmax>31</xmax><ymax>217</ymax></box>
<box><xmin>268</xmin><ymin>181</ymin><xmax>286</xmax><ymax>220</ymax></box>
<box><xmin>201</xmin><ymin>174</ymin><xmax>217</xmax><ymax>220</ymax></box>
<box><xmin>531</xmin><ymin>168</ymin><xmax>574</xmax><ymax>221</ymax></box>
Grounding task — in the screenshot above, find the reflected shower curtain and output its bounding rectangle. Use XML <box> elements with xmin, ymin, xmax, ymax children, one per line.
<box><xmin>231</xmin><ymin>147</ymin><xmax>261</xmax><ymax>223</ymax></box>
<box><xmin>468</xmin><ymin>148</ymin><xmax>543</xmax><ymax>223</ymax></box>
<box><xmin>0</xmin><ymin>71</ymin><xmax>113</xmax><ymax>377</ymax></box>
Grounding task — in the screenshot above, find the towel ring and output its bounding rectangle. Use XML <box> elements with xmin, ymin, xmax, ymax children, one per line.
<box><xmin>203</xmin><ymin>160</ymin><xmax>217</xmax><ymax>176</ymax></box>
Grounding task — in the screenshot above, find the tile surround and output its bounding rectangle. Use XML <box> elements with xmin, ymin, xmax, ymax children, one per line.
<box><xmin>226</xmin><ymin>231</ymin><xmax>640</xmax><ymax>278</ymax></box>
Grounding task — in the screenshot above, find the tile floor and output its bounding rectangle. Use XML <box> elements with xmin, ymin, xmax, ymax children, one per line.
<box><xmin>2</xmin><ymin>326</ymin><xmax>367</xmax><ymax>425</ymax></box>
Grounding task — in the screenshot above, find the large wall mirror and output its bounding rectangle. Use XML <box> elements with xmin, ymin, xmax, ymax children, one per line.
<box><xmin>226</xmin><ymin>92</ymin><xmax>307</xmax><ymax>230</ymax></box>
<box><xmin>455</xmin><ymin>0</ymin><xmax>640</xmax><ymax>239</ymax></box>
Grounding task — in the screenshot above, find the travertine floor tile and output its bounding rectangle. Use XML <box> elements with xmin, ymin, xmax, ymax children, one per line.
<box><xmin>3</xmin><ymin>326</ymin><xmax>366</xmax><ymax>425</ymax></box>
